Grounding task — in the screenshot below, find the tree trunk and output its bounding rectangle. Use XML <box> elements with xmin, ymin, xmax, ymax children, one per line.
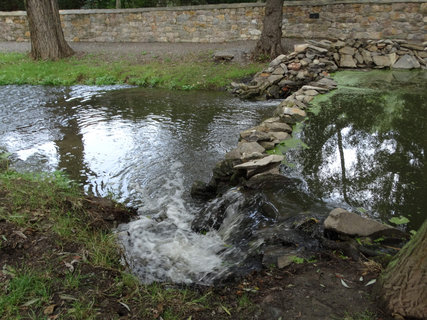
<box><xmin>375</xmin><ymin>219</ymin><xmax>427</xmax><ymax>318</ymax></box>
<box><xmin>253</xmin><ymin>0</ymin><xmax>284</xmax><ymax>60</ymax></box>
<box><xmin>25</xmin><ymin>0</ymin><xmax>74</xmax><ymax>60</ymax></box>
<box><xmin>116</xmin><ymin>0</ymin><xmax>121</xmax><ymax>9</ymax></box>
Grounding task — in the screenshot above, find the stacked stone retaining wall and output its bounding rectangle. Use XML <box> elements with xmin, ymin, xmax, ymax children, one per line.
<box><xmin>0</xmin><ymin>0</ymin><xmax>425</xmax><ymax>43</ymax></box>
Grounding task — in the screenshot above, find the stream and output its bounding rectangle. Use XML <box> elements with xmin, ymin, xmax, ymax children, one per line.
<box><xmin>0</xmin><ymin>70</ymin><xmax>425</xmax><ymax>284</ymax></box>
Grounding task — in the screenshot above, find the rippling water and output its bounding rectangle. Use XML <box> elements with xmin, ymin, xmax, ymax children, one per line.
<box><xmin>0</xmin><ymin>84</ymin><xmax>278</xmax><ymax>283</ymax></box>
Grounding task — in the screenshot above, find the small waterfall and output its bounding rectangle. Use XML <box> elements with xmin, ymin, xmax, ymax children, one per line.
<box><xmin>117</xmin><ymin>162</ymin><xmax>276</xmax><ymax>284</ymax></box>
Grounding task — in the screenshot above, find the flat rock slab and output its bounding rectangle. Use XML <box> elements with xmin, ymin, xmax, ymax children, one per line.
<box><xmin>234</xmin><ymin>154</ymin><xmax>284</xmax><ymax>170</ymax></box>
<box><xmin>324</xmin><ymin>208</ymin><xmax>392</xmax><ymax>237</ymax></box>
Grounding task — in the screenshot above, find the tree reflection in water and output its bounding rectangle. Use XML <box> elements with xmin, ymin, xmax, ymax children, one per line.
<box><xmin>288</xmin><ymin>71</ymin><xmax>427</xmax><ymax>230</ymax></box>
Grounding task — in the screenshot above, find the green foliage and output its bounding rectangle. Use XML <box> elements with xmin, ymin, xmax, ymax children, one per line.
<box><xmin>291</xmin><ymin>256</ymin><xmax>305</xmax><ymax>264</ymax></box>
<box><xmin>389</xmin><ymin>216</ymin><xmax>410</xmax><ymax>225</ymax></box>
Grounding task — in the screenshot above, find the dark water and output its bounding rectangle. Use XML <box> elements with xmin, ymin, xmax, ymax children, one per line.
<box><xmin>282</xmin><ymin>70</ymin><xmax>427</xmax><ymax>231</ymax></box>
<box><xmin>0</xmin><ymin>70</ymin><xmax>425</xmax><ymax>283</ymax></box>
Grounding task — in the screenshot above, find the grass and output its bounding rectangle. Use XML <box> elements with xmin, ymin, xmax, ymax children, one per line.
<box><xmin>0</xmin><ymin>52</ymin><xmax>264</xmax><ymax>90</ymax></box>
<box><xmin>0</xmin><ymin>167</ymin><xmax>254</xmax><ymax>319</ymax></box>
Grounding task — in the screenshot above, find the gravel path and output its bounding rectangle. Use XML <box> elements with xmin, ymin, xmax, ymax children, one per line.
<box><xmin>0</xmin><ymin>40</ymin><xmax>257</xmax><ymax>59</ymax></box>
<box><xmin>0</xmin><ymin>39</ymin><xmax>301</xmax><ymax>61</ymax></box>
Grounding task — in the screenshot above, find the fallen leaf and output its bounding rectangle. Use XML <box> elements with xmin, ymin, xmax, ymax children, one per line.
<box><xmin>13</xmin><ymin>230</ymin><xmax>27</xmax><ymax>239</ymax></box>
<box><xmin>23</xmin><ymin>298</ymin><xmax>40</xmax><ymax>306</ymax></box>
<box><xmin>365</xmin><ymin>279</ymin><xmax>377</xmax><ymax>286</ymax></box>
<box><xmin>119</xmin><ymin>302</ymin><xmax>131</xmax><ymax>312</ymax></box>
<box><xmin>63</xmin><ymin>261</ymin><xmax>74</xmax><ymax>273</ymax></box>
<box><xmin>340</xmin><ymin>279</ymin><xmax>351</xmax><ymax>288</ymax></box>
<box><xmin>59</xmin><ymin>294</ymin><xmax>78</xmax><ymax>301</ymax></box>
<box><xmin>43</xmin><ymin>304</ymin><xmax>56</xmax><ymax>315</ymax></box>
<box><xmin>221</xmin><ymin>305</ymin><xmax>231</xmax><ymax>316</ymax></box>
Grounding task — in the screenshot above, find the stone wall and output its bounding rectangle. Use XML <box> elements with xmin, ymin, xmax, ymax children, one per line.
<box><xmin>0</xmin><ymin>0</ymin><xmax>426</xmax><ymax>43</ymax></box>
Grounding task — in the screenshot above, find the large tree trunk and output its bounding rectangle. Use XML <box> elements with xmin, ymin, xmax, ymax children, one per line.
<box><xmin>253</xmin><ymin>0</ymin><xmax>284</xmax><ymax>60</ymax></box>
<box><xmin>375</xmin><ymin>219</ymin><xmax>427</xmax><ymax>318</ymax></box>
<box><xmin>25</xmin><ymin>0</ymin><xmax>74</xmax><ymax>60</ymax></box>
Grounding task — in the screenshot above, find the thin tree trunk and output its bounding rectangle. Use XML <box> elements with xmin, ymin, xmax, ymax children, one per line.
<box><xmin>25</xmin><ymin>0</ymin><xmax>74</xmax><ymax>60</ymax></box>
<box><xmin>375</xmin><ymin>219</ymin><xmax>427</xmax><ymax>318</ymax></box>
<box><xmin>116</xmin><ymin>0</ymin><xmax>121</xmax><ymax>9</ymax></box>
<box><xmin>253</xmin><ymin>0</ymin><xmax>284</xmax><ymax>60</ymax></box>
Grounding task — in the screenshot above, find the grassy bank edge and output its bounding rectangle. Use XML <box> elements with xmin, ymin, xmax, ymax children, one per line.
<box><xmin>0</xmin><ymin>52</ymin><xmax>265</xmax><ymax>90</ymax></box>
<box><xmin>0</xmin><ymin>163</ymin><xmax>261</xmax><ymax>319</ymax></box>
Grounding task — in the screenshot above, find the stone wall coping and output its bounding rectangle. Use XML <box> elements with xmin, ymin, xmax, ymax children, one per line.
<box><xmin>1</xmin><ymin>0</ymin><xmax>426</xmax><ymax>16</ymax></box>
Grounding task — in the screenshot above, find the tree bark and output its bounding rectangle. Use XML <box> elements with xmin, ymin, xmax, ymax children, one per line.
<box><xmin>375</xmin><ymin>219</ymin><xmax>427</xmax><ymax>318</ymax></box>
<box><xmin>253</xmin><ymin>0</ymin><xmax>284</xmax><ymax>60</ymax></box>
<box><xmin>25</xmin><ymin>0</ymin><xmax>74</xmax><ymax>60</ymax></box>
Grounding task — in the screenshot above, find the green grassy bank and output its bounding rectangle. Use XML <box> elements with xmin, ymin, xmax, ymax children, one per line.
<box><xmin>0</xmin><ymin>52</ymin><xmax>264</xmax><ymax>90</ymax></box>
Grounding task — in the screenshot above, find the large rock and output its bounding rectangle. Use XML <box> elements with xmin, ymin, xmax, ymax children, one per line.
<box><xmin>339</xmin><ymin>54</ymin><xmax>357</xmax><ymax>68</ymax></box>
<box><xmin>372</xmin><ymin>53</ymin><xmax>397</xmax><ymax>67</ymax></box>
<box><xmin>324</xmin><ymin>208</ymin><xmax>392</xmax><ymax>237</ymax></box>
<box><xmin>225</xmin><ymin>141</ymin><xmax>265</xmax><ymax>160</ymax></box>
<box><xmin>392</xmin><ymin>54</ymin><xmax>421</xmax><ymax>69</ymax></box>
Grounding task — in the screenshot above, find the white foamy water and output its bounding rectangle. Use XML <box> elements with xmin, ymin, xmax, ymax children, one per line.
<box><xmin>117</xmin><ymin>162</ymin><xmax>233</xmax><ymax>284</ymax></box>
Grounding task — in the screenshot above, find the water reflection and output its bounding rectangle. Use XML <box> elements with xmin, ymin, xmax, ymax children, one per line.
<box><xmin>0</xmin><ymin>85</ymin><xmax>277</xmax><ymax>206</ymax></box>
<box><xmin>286</xmin><ymin>70</ymin><xmax>427</xmax><ymax>230</ymax></box>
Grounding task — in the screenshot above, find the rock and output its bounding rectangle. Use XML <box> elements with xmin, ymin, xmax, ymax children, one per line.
<box><xmin>360</xmin><ymin>49</ymin><xmax>373</xmax><ymax>65</ymax></box>
<box><xmin>294</xmin><ymin>43</ymin><xmax>309</xmax><ymax>53</ymax></box>
<box><xmin>288</xmin><ymin>62</ymin><xmax>302</xmax><ymax>71</ymax></box>
<box><xmin>324</xmin><ymin>208</ymin><xmax>393</xmax><ymax>237</ymax></box>
<box><xmin>241</xmin><ymin>152</ymin><xmax>265</xmax><ymax>161</ymax></box>
<box><xmin>269</xmin><ymin>131</ymin><xmax>290</xmax><ymax>142</ymax></box>
<box><xmin>261</xmin><ymin>121</ymin><xmax>292</xmax><ymax>133</ymax></box>
<box><xmin>280</xmin><ymin>106</ymin><xmax>307</xmax><ymax>123</ymax></box>
<box><xmin>339</xmin><ymin>46</ymin><xmax>355</xmax><ymax>56</ymax></box>
<box><xmin>400</xmin><ymin>43</ymin><xmax>425</xmax><ymax>51</ymax></box>
<box><xmin>372</xmin><ymin>53</ymin><xmax>397</xmax><ymax>67</ymax></box>
<box><xmin>354</xmin><ymin>51</ymin><xmax>364</xmax><ymax>65</ymax></box>
<box><xmin>245</xmin><ymin>166</ymin><xmax>291</xmax><ymax>189</ymax></box>
<box><xmin>259</xmin><ymin>141</ymin><xmax>276</xmax><ymax>150</ymax></box>
<box><xmin>234</xmin><ymin>154</ymin><xmax>284</xmax><ymax>170</ymax></box>
<box><xmin>243</xmin><ymin>131</ymin><xmax>272</xmax><ymax>143</ymax></box>
<box><xmin>213</xmin><ymin>50</ymin><xmax>234</xmax><ymax>61</ymax></box>
<box><xmin>332</xmin><ymin>40</ymin><xmax>346</xmax><ymax>48</ymax></box>
<box><xmin>225</xmin><ymin>142</ymin><xmax>265</xmax><ymax>160</ymax></box>
<box><xmin>272</xmin><ymin>67</ymin><xmax>286</xmax><ymax>75</ymax></box>
<box><xmin>303</xmin><ymin>89</ymin><xmax>319</xmax><ymax>96</ymax></box>
<box><xmin>313</xmin><ymin>77</ymin><xmax>337</xmax><ymax>89</ymax></box>
<box><xmin>392</xmin><ymin>54</ymin><xmax>421</xmax><ymax>69</ymax></box>
<box><xmin>307</xmin><ymin>44</ymin><xmax>329</xmax><ymax>54</ymax></box>
<box><xmin>269</xmin><ymin>54</ymin><xmax>287</xmax><ymax>67</ymax></box>
<box><xmin>302</xmin><ymin>85</ymin><xmax>329</xmax><ymax>93</ymax></box>
<box><xmin>277</xmin><ymin>254</ymin><xmax>296</xmax><ymax>268</ymax></box>
<box><xmin>339</xmin><ymin>54</ymin><xmax>357</xmax><ymax>68</ymax></box>
<box><xmin>267</xmin><ymin>74</ymin><xmax>283</xmax><ymax>84</ymax></box>
<box><xmin>190</xmin><ymin>180</ymin><xmax>217</xmax><ymax>199</ymax></box>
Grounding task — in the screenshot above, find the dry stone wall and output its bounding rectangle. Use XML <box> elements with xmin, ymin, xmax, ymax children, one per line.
<box><xmin>0</xmin><ymin>0</ymin><xmax>426</xmax><ymax>43</ymax></box>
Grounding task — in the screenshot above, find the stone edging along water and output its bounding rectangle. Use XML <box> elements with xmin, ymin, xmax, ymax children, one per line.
<box><xmin>191</xmin><ymin>38</ymin><xmax>426</xmax><ymax>198</ymax></box>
